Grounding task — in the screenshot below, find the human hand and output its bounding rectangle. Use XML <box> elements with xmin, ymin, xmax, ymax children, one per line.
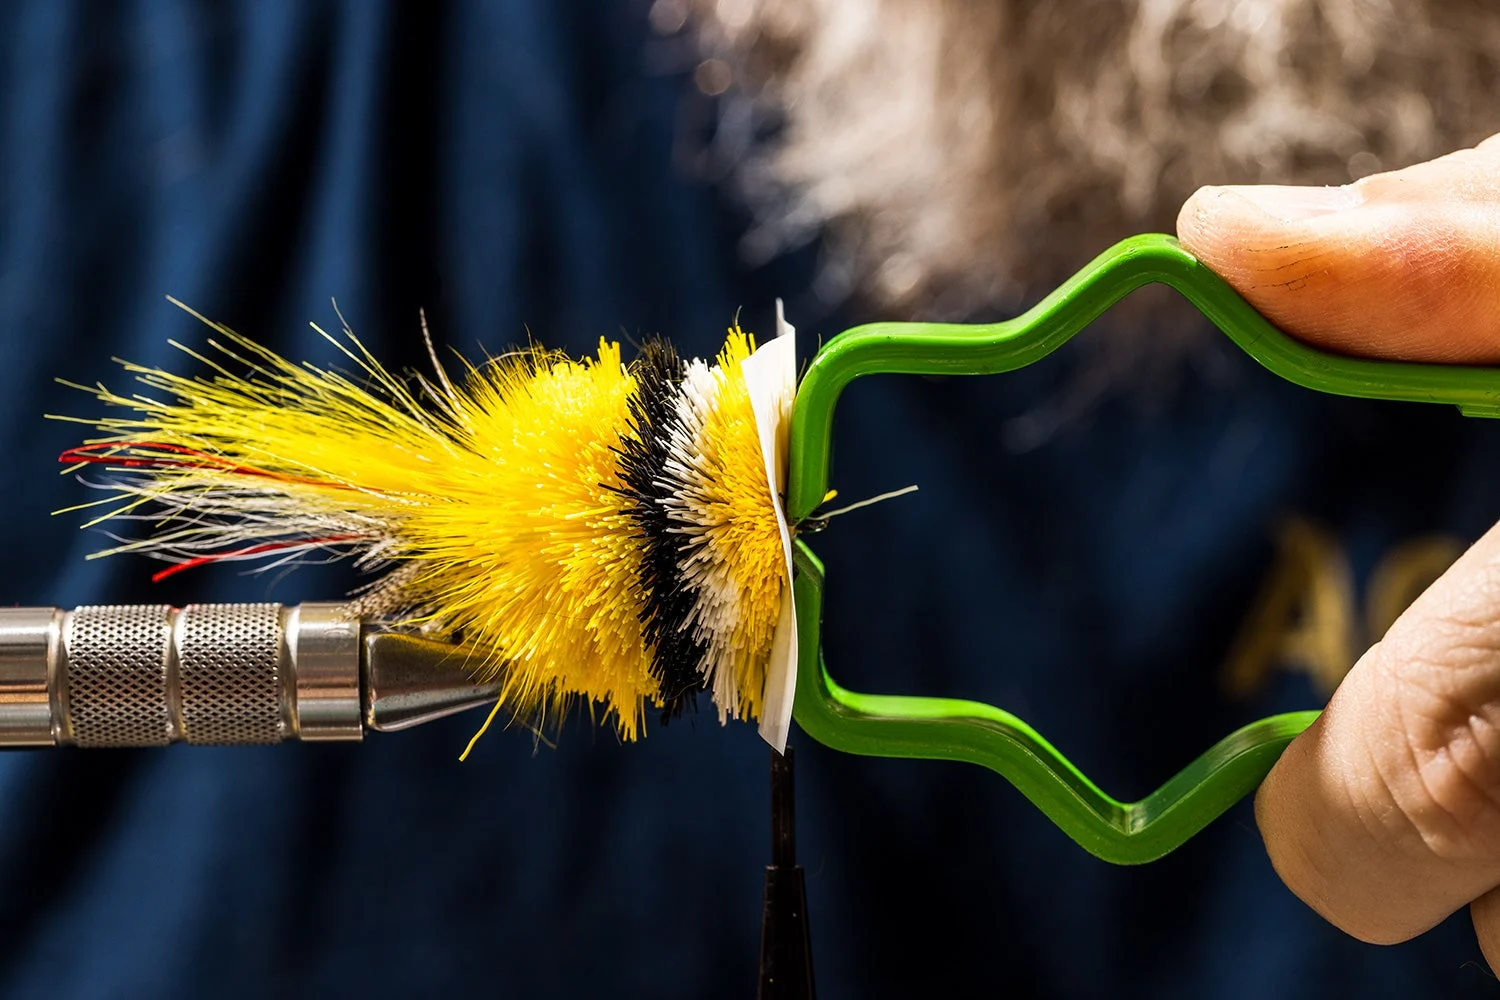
<box><xmin>1177</xmin><ymin>134</ymin><xmax>1500</xmax><ymax>966</ymax></box>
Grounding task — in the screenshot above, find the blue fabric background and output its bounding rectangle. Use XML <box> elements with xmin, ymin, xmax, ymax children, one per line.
<box><xmin>1</xmin><ymin>2</ymin><xmax>1499</xmax><ymax>996</ymax></box>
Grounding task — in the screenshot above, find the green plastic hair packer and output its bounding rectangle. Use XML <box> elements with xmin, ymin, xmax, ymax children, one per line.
<box><xmin>787</xmin><ymin>232</ymin><xmax>1500</xmax><ymax>865</ymax></box>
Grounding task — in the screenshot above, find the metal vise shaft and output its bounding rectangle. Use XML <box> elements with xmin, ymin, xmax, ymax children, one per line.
<box><xmin>0</xmin><ymin>603</ymin><xmax>497</xmax><ymax>747</ymax></box>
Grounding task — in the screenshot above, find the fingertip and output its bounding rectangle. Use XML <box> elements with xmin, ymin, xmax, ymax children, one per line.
<box><xmin>1176</xmin><ymin>138</ymin><xmax>1500</xmax><ymax>362</ymax></box>
<box><xmin>1252</xmin><ymin>653</ymin><xmax>1484</xmax><ymax>946</ymax></box>
<box><xmin>1178</xmin><ymin>183</ymin><xmax>1361</xmax><ymax>249</ymax></box>
<box><xmin>1253</xmin><ymin>720</ymin><xmax>1397</xmax><ymax>944</ymax></box>
<box><xmin>1256</xmin><ymin>742</ymin><xmax>1421</xmax><ymax>944</ymax></box>
<box><xmin>1174</xmin><ymin>185</ymin><xmax>1242</xmax><ymax>268</ymax></box>
<box><xmin>1175</xmin><ymin>184</ymin><xmax>1359</xmax><ymax>304</ymax></box>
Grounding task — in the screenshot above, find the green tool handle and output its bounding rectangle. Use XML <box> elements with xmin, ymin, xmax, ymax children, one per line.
<box><xmin>787</xmin><ymin>233</ymin><xmax>1500</xmax><ymax>864</ymax></box>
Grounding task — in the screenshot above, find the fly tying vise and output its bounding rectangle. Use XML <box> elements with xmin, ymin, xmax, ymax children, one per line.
<box><xmin>20</xmin><ymin>233</ymin><xmax>1500</xmax><ymax>864</ymax></box>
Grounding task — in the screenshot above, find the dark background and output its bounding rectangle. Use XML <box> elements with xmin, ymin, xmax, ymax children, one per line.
<box><xmin>1</xmin><ymin>2</ymin><xmax>1499</xmax><ymax>997</ymax></box>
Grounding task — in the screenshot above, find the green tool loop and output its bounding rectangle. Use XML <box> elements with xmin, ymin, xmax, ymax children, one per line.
<box><xmin>787</xmin><ymin>232</ymin><xmax>1500</xmax><ymax>865</ymax></box>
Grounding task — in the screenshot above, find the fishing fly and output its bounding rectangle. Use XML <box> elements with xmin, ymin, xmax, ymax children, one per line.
<box><xmin>54</xmin><ymin>302</ymin><xmax>800</xmax><ymax>751</ymax></box>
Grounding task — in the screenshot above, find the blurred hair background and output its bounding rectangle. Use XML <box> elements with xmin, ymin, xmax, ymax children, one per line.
<box><xmin>1</xmin><ymin>2</ymin><xmax>1499</xmax><ymax>997</ymax></box>
<box><xmin>689</xmin><ymin>0</ymin><xmax>1500</xmax><ymax>311</ymax></box>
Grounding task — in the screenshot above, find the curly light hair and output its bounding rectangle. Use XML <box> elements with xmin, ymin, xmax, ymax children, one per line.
<box><xmin>680</xmin><ymin>0</ymin><xmax>1500</xmax><ymax>315</ymax></box>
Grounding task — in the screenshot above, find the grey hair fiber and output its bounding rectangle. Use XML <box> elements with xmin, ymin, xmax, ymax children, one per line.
<box><xmin>683</xmin><ymin>0</ymin><xmax>1500</xmax><ymax>316</ymax></box>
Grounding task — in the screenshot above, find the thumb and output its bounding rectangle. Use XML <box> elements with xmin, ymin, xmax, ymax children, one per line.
<box><xmin>1177</xmin><ymin>134</ymin><xmax>1500</xmax><ymax>363</ymax></box>
<box><xmin>1255</xmin><ymin>520</ymin><xmax>1500</xmax><ymax>946</ymax></box>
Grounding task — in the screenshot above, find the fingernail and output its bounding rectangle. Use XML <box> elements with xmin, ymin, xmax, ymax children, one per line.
<box><xmin>1215</xmin><ymin>184</ymin><xmax>1364</xmax><ymax>222</ymax></box>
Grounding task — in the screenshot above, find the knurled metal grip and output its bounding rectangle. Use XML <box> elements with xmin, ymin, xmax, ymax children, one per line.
<box><xmin>0</xmin><ymin>602</ymin><xmax>364</xmax><ymax>747</ymax></box>
<box><xmin>66</xmin><ymin>605</ymin><xmax>175</xmax><ymax>747</ymax></box>
<box><xmin>176</xmin><ymin>604</ymin><xmax>284</xmax><ymax>745</ymax></box>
